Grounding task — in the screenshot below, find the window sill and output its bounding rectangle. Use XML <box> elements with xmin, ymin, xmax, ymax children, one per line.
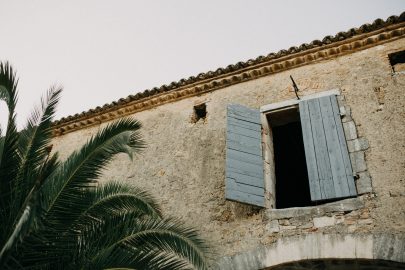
<box><xmin>264</xmin><ymin>197</ymin><xmax>365</xmax><ymax>221</ymax></box>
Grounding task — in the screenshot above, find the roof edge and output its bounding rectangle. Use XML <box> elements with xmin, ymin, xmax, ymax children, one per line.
<box><xmin>52</xmin><ymin>12</ymin><xmax>405</xmax><ymax>136</ymax></box>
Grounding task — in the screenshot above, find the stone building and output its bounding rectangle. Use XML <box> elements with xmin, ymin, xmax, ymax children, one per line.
<box><xmin>52</xmin><ymin>13</ymin><xmax>405</xmax><ymax>269</ymax></box>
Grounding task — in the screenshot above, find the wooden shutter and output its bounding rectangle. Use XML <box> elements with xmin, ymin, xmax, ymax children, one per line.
<box><xmin>225</xmin><ymin>104</ymin><xmax>265</xmax><ymax>207</ymax></box>
<box><xmin>299</xmin><ymin>95</ymin><xmax>356</xmax><ymax>202</ymax></box>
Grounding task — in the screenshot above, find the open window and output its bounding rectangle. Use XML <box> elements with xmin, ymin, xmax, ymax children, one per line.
<box><xmin>225</xmin><ymin>92</ymin><xmax>357</xmax><ymax>208</ymax></box>
<box><xmin>267</xmin><ymin>107</ymin><xmax>313</xmax><ymax>209</ymax></box>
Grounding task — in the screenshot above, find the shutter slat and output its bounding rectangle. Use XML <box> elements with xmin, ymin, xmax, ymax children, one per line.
<box><xmin>319</xmin><ymin>96</ymin><xmax>348</xmax><ymax>198</ymax></box>
<box><xmin>308</xmin><ymin>98</ymin><xmax>335</xmax><ymax>199</ymax></box>
<box><xmin>226</xmin><ymin>178</ymin><xmax>265</xmax><ymax>196</ymax></box>
<box><xmin>227</xmin><ymin>124</ymin><xmax>262</xmax><ymax>140</ymax></box>
<box><xmin>226</xmin><ymin>189</ymin><xmax>265</xmax><ymax>206</ymax></box>
<box><xmin>227</xmin><ymin>138</ymin><xmax>262</xmax><ymax>156</ymax></box>
<box><xmin>227</xmin><ymin>171</ymin><xmax>264</xmax><ymax>188</ymax></box>
<box><xmin>330</xmin><ymin>96</ymin><xmax>357</xmax><ymax>196</ymax></box>
<box><xmin>299</xmin><ymin>101</ymin><xmax>322</xmax><ymax>201</ymax></box>
<box><xmin>228</xmin><ymin>104</ymin><xmax>261</xmax><ymax>123</ymax></box>
<box><xmin>228</xmin><ymin>118</ymin><xmax>261</xmax><ymax>132</ymax></box>
<box><xmin>226</xmin><ymin>158</ymin><xmax>264</xmax><ymax>179</ymax></box>
<box><xmin>227</xmin><ymin>148</ymin><xmax>264</xmax><ymax>166</ymax></box>
<box><xmin>225</xmin><ymin>104</ymin><xmax>265</xmax><ymax>207</ymax></box>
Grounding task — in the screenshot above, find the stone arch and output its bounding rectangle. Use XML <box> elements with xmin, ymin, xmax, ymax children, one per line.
<box><xmin>214</xmin><ymin>233</ymin><xmax>405</xmax><ymax>269</ymax></box>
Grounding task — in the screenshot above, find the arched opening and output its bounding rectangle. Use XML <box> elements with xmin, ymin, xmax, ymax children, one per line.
<box><xmin>266</xmin><ymin>258</ymin><xmax>405</xmax><ymax>270</ymax></box>
<box><xmin>215</xmin><ymin>233</ymin><xmax>405</xmax><ymax>270</ymax></box>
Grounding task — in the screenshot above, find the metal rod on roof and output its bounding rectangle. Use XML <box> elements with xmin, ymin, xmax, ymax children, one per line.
<box><xmin>290</xmin><ymin>75</ymin><xmax>300</xmax><ymax>100</ymax></box>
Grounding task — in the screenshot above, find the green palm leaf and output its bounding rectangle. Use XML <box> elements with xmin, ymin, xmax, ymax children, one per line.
<box><xmin>0</xmin><ymin>62</ymin><xmax>21</xmax><ymax>259</ymax></box>
<box><xmin>17</xmin><ymin>87</ymin><xmax>62</xmax><ymax>201</ymax></box>
<box><xmin>40</xmin><ymin>118</ymin><xmax>144</xmax><ymax>230</ymax></box>
<box><xmin>0</xmin><ymin>62</ymin><xmax>210</xmax><ymax>270</ymax></box>
<box><xmin>71</xmin><ymin>181</ymin><xmax>162</xmax><ymax>231</ymax></box>
<box><xmin>83</xmin><ymin>216</ymin><xmax>209</xmax><ymax>270</ymax></box>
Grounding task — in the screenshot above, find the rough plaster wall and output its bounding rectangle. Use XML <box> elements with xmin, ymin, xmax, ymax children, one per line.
<box><xmin>52</xmin><ymin>38</ymin><xmax>405</xmax><ymax>257</ymax></box>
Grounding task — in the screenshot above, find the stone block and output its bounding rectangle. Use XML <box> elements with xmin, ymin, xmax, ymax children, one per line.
<box><xmin>335</xmin><ymin>216</ymin><xmax>345</xmax><ymax>224</ymax></box>
<box><xmin>341</xmin><ymin>114</ymin><xmax>353</xmax><ymax>123</ymax></box>
<box><xmin>360</xmin><ymin>211</ymin><xmax>370</xmax><ymax>219</ymax></box>
<box><xmin>344</xmin><ymin>219</ymin><xmax>356</xmax><ymax>225</ymax></box>
<box><xmin>348</xmin><ymin>225</ymin><xmax>357</xmax><ymax>233</ymax></box>
<box><xmin>339</xmin><ymin>106</ymin><xmax>347</xmax><ymax>116</ymax></box>
<box><xmin>373</xmin><ymin>234</ymin><xmax>405</xmax><ymax>263</ymax></box>
<box><xmin>313</xmin><ymin>216</ymin><xmax>336</xmax><ymax>228</ymax></box>
<box><xmin>290</xmin><ymin>215</ymin><xmax>311</xmax><ymax>225</ymax></box>
<box><xmin>350</xmin><ymin>151</ymin><xmax>367</xmax><ymax>173</ymax></box>
<box><xmin>264</xmin><ymin>198</ymin><xmax>364</xmax><ymax>221</ymax></box>
<box><xmin>347</xmin><ymin>138</ymin><xmax>369</xmax><ymax>152</ymax></box>
<box><xmin>344</xmin><ymin>105</ymin><xmax>351</xmax><ymax>116</ymax></box>
<box><xmin>322</xmin><ymin>197</ymin><xmax>364</xmax><ymax>213</ymax></box>
<box><xmin>279</xmin><ymin>225</ymin><xmax>296</xmax><ymax>231</ymax></box>
<box><xmin>279</xmin><ymin>219</ymin><xmax>290</xmax><ymax>226</ymax></box>
<box><xmin>299</xmin><ymin>222</ymin><xmax>313</xmax><ymax>229</ymax></box>
<box><xmin>266</xmin><ymin>220</ymin><xmax>280</xmax><ymax>233</ymax></box>
<box><xmin>340</xmin><ymin>105</ymin><xmax>353</xmax><ymax>122</ymax></box>
<box><xmin>343</xmin><ymin>121</ymin><xmax>358</xmax><ymax>140</ymax></box>
<box><xmin>265</xmin><ymin>207</ymin><xmax>318</xmax><ymax>220</ymax></box>
<box><xmin>358</xmin><ymin>218</ymin><xmax>373</xmax><ymax>225</ymax></box>
<box><xmin>356</xmin><ymin>171</ymin><xmax>372</xmax><ymax>194</ymax></box>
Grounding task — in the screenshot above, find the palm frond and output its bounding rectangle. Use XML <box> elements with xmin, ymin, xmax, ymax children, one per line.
<box><xmin>0</xmin><ymin>62</ymin><xmax>210</xmax><ymax>269</ymax></box>
<box><xmin>0</xmin><ymin>62</ymin><xmax>18</xmax><ymax>112</ymax></box>
<box><xmin>0</xmin><ymin>205</ymin><xmax>32</xmax><ymax>268</ymax></box>
<box><xmin>86</xmin><ymin>216</ymin><xmax>210</xmax><ymax>270</ymax></box>
<box><xmin>0</xmin><ymin>62</ymin><xmax>21</xmax><ymax>248</ymax></box>
<box><xmin>70</xmin><ymin>181</ymin><xmax>162</xmax><ymax>232</ymax></box>
<box><xmin>18</xmin><ymin>86</ymin><xmax>61</xmax><ymax>180</ymax></box>
<box><xmin>0</xmin><ymin>85</ymin><xmax>62</xmax><ymax>268</ymax></box>
<box><xmin>14</xmin><ymin>87</ymin><xmax>62</xmax><ymax>222</ymax></box>
<box><xmin>40</xmin><ymin>118</ymin><xmax>144</xmax><ymax>230</ymax></box>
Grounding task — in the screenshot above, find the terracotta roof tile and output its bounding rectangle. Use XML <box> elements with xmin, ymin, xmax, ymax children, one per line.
<box><xmin>53</xmin><ymin>12</ymin><xmax>405</xmax><ymax>127</ymax></box>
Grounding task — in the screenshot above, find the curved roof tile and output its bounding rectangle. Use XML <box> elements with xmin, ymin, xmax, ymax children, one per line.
<box><xmin>53</xmin><ymin>12</ymin><xmax>405</xmax><ymax>126</ymax></box>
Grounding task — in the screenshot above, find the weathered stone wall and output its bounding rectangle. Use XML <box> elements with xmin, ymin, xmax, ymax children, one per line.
<box><xmin>52</xmin><ymin>37</ymin><xmax>405</xmax><ymax>261</ymax></box>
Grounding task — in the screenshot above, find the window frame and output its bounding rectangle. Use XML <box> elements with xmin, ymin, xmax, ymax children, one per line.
<box><xmin>260</xmin><ymin>89</ymin><xmax>351</xmax><ymax>209</ymax></box>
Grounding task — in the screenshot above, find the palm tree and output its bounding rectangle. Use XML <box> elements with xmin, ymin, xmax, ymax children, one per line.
<box><xmin>0</xmin><ymin>62</ymin><xmax>209</xmax><ymax>270</ymax></box>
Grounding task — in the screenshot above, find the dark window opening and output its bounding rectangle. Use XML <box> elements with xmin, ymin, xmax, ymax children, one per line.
<box><xmin>192</xmin><ymin>103</ymin><xmax>207</xmax><ymax>123</ymax></box>
<box><xmin>388</xmin><ymin>50</ymin><xmax>405</xmax><ymax>73</ymax></box>
<box><xmin>267</xmin><ymin>108</ymin><xmax>314</xmax><ymax>209</ymax></box>
<box><xmin>268</xmin><ymin>258</ymin><xmax>405</xmax><ymax>270</ymax></box>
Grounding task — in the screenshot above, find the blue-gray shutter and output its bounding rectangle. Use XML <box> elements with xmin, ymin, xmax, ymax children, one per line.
<box><xmin>225</xmin><ymin>104</ymin><xmax>265</xmax><ymax>207</ymax></box>
<box><xmin>299</xmin><ymin>95</ymin><xmax>356</xmax><ymax>202</ymax></box>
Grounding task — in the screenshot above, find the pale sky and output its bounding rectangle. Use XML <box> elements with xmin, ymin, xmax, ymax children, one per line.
<box><xmin>0</xmin><ymin>0</ymin><xmax>404</xmax><ymax>129</ymax></box>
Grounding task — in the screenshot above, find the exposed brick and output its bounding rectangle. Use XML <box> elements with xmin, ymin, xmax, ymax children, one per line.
<box><xmin>344</xmin><ymin>219</ymin><xmax>357</xmax><ymax>225</ymax></box>
<box><xmin>358</xmin><ymin>218</ymin><xmax>373</xmax><ymax>225</ymax></box>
